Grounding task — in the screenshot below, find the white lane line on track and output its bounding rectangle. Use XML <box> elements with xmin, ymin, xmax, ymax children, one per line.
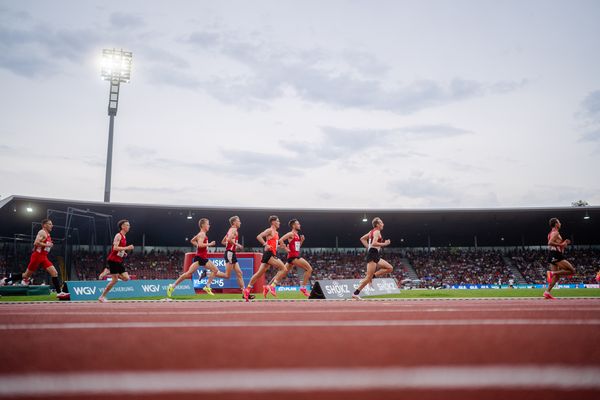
<box><xmin>0</xmin><ymin>366</ymin><xmax>599</xmax><ymax>396</ymax></box>
<box><xmin>2</xmin><ymin>319</ymin><xmax>600</xmax><ymax>330</ymax></box>
<box><xmin>1</xmin><ymin>297</ymin><xmax>599</xmax><ymax>306</ymax></box>
<box><xmin>3</xmin><ymin>307</ymin><xmax>600</xmax><ymax>316</ymax></box>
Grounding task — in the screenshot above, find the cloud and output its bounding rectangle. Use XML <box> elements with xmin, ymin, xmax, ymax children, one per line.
<box><xmin>388</xmin><ymin>175</ymin><xmax>455</xmax><ymax>200</ymax></box>
<box><xmin>109</xmin><ymin>12</ymin><xmax>145</xmax><ymax>30</ymax></box>
<box><xmin>280</xmin><ymin>124</ymin><xmax>471</xmax><ymax>167</ymax></box>
<box><xmin>179</xmin><ymin>29</ymin><xmax>527</xmax><ymax>114</ymax></box>
<box><xmin>577</xmin><ymin>90</ymin><xmax>600</xmax><ymax>144</ymax></box>
<box><xmin>579</xmin><ymin>90</ymin><xmax>600</xmax><ymax>123</ymax></box>
<box><xmin>0</xmin><ymin>24</ymin><xmax>101</xmax><ymax>77</ymax></box>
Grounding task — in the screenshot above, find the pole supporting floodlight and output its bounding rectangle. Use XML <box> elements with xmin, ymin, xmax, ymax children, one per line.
<box><xmin>101</xmin><ymin>48</ymin><xmax>132</xmax><ymax>202</ymax></box>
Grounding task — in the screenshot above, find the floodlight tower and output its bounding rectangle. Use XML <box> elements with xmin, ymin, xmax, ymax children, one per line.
<box><xmin>101</xmin><ymin>48</ymin><xmax>132</xmax><ymax>202</ymax></box>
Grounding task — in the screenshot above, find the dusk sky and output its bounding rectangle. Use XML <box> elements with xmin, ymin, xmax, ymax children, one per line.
<box><xmin>1</xmin><ymin>0</ymin><xmax>599</xmax><ymax>209</ymax></box>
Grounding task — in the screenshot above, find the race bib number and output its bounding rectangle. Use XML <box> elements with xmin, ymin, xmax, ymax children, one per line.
<box><xmin>45</xmin><ymin>246</ymin><xmax>51</xmax><ymax>253</ymax></box>
<box><xmin>294</xmin><ymin>242</ymin><xmax>301</xmax><ymax>251</ymax></box>
<box><xmin>117</xmin><ymin>250</ymin><xmax>126</xmax><ymax>258</ymax></box>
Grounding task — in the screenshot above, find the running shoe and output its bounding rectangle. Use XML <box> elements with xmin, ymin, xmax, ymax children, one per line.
<box><xmin>352</xmin><ymin>293</ymin><xmax>363</xmax><ymax>301</ymax></box>
<box><xmin>299</xmin><ymin>287</ymin><xmax>310</xmax><ymax>297</ymax></box>
<box><xmin>21</xmin><ymin>278</ymin><xmax>31</xmax><ymax>286</ymax></box>
<box><xmin>56</xmin><ymin>292</ymin><xmax>70</xmax><ymax>300</ymax></box>
<box><xmin>166</xmin><ymin>284</ymin><xmax>174</xmax><ymax>299</ymax></box>
<box><xmin>546</xmin><ymin>271</ymin><xmax>553</xmax><ymax>284</ymax></box>
<box><xmin>204</xmin><ymin>286</ymin><xmax>215</xmax><ymax>296</ymax></box>
<box><xmin>243</xmin><ymin>288</ymin><xmax>251</xmax><ymax>302</ymax></box>
<box><xmin>543</xmin><ymin>291</ymin><xmax>556</xmax><ymax>300</ymax></box>
<box><xmin>269</xmin><ymin>285</ymin><xmax>277</xmax><ymax>297</ymax></box>
<box><xmin>262</xmin><ymin>285</ymin><xmax>270</xmax><ymax>298</ymax></box>
<box><xmin>98</xmin><ymin>296</ymin><xmax>108</xmax><ymax>303</ymax></box>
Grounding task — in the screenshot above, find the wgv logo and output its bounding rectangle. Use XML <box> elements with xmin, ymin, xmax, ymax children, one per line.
<box><xmin>73</xmin><ymin>286</ymin><xmax>96</xmax><ymax>295</ymax></box>
<box><xmin>141</xmin><ymin>284</ymin><xmax>160</xmax><ymax>293</ymax></box>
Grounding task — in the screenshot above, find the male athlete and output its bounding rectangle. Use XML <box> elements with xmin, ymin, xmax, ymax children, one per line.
<box><xmin>221</xmin><ymin>216</ymin><xmax>255</xmax><ymax>300</ymax></box>
<box><xmin>98</xmin><ymin>220</ymin><xmax>134</xmax><ymax>303</ymax></box>
<box><xmin>352</xmin><ymin>217</ymin><xmax>394</xmax><ymax>300</ymax></box>
<box><xmin>267</xmin><ymin>218</ymin><xmax>312</xmax><ymax>297</ymax></box>
<box><xmin>1</xmin><ymin>219</ymin><xmax>68</xmax><ymax>299</ymax></box>
<box><xmin>243</xmin><ymin>215</ymin><xmax>287</xmax><ymax>301</ymax></box>
<box><xmin>167</xmin><ymin>218</ymin><xmax>226</xmax><ymax>298</ymax></box>
<box><xmin>544</xmin><ymin>217</ymin><xmax>576</xmax><ymax>300</ymax></box>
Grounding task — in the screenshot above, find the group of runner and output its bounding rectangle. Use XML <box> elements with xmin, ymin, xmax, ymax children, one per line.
<box><xmin>2</xmin><ymin>215</ymin><xmax>597</xmax><ymax>301</ymax></box>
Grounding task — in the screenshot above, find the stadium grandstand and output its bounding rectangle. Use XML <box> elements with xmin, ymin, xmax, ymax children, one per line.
<box><xmin>1</xmin><ymin>195</ymin><xmax>598</xmax><ymax>286</ymax></box>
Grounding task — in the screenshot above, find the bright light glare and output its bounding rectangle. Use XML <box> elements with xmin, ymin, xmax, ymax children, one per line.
<box><xmin>26</xmin><ymin>207</ymin><xmax>33</xmax><ymax>213</ymax></box>
<box><xmin>101</xmin><ymin>49</ymin><xmax>133</xmax><ymax>83</ymax></box>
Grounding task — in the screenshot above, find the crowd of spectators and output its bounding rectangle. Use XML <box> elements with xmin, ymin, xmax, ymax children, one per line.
<box><xmin>406</xmin><ymin>249</ymin><xmax>513</xmax><ymax>287</ymax></box>
<box><xmin>2</xmin><ymin>246</ymin><xmax>599</xmax><ymax>286</ymax></box>
<box><xmin>508</xmin><ymin>248</ymin><xmax>600</xmax><ymax>284</ymax></box>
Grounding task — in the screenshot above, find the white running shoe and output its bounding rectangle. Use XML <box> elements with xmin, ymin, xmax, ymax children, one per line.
<box><xmin>352</xmin><ymin>293</ymin><xmax>363</xmax><ymax>301</ymax></box>
<box><xmin>56</xmin><ymin>292</ymin><xmax>70</xmax><ymax>300</ymax></box>
<box><xmin>98</xmin><ymin>296</ymin><xmax>108</xmax><ymax>303</ymax></box>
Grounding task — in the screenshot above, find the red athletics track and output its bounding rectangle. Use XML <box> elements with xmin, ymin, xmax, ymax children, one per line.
<box><xmin>1</xmin><ymin>298</ymin><xmax>600</xmax><ymax>399</ymax></box>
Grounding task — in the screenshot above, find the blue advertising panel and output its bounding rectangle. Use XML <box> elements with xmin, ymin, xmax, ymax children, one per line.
<box><xmin>192</xmin><ymin>257</ymin><xmax>254</xmax><ymax>289</ymax></box>
<box><xmin>66</xmin><ymin>279</ymin><xmax>196</xmax><ymax>301</ymax></box>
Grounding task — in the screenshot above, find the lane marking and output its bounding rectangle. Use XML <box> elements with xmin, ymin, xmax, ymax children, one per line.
<box><xmin>3</xmin><ymin>307</ymin><xmax>600</xmax><ymax>316</ymax></box>
<box><xmin>2</xmin><ymin>319</ymin><xmax>600</xmax><ymax>330</ymax></box>
<box><xmin>0</xmin><ymin>365</ymin><xmax>599</xmax><ymax>396</ymax></box>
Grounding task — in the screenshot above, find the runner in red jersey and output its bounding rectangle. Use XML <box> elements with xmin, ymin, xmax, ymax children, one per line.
<box><xmin>1</xmin><ymin>219</ymin><xmax>68</xmax><ymax>299</ymax></box>
<box><xmin>220</xmin><ymin>216</ymin><xmax>254</xmax><ymax>300</ymax></box>
<box><xmin>352</xmin><ymin>217</ymin><xmax>394</xmax><ymax>300</ymax></box>
<box><xmin>98</xmin><ymin>219</ymin><xmax>134</xmax><ymax>302</ymax></box>
<box><xmin>243</xmin><ymin>215</ymin><xmax>286</xmax><ymax>301</ymax></box>
<box><xmin>544</xmin><ymin>217</ymin><xmax>576</xmax><ymax>300</ymax></box>
<box><xmin>167</xmin><ymin>218</ymin><xmax>227</xmax><ymax>298</ymax></box>
<box><xmin>267</xmin><ymin>218</ymin><xmax>313</xmax><ymax>297</ymax></box>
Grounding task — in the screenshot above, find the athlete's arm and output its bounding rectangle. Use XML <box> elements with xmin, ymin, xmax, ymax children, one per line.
<box><xmin>278</xmin><ymin>231</ymin><xmax>294</xmax><ymax>247</ymax></box>
<box><xmin>359</xmin><ymin>232</ymin><xmax>370</xmax><ymax>248</ymax></box>
<box><xmin>225</xmin><ymin>229</ymin><xmax>238</xmax><ymax>247</ymax></box>
<box><xmin>195</xmin><ymin>232</ymin><xmax>214</xmax><ymax>248</ymax></box>
<box><xmin>548</xmin><ymin>232</ymin><xmax>568</xmax><ymax>247</ymax></box>
<box><xmin>256</xmin><ymin>228</ymin><xmax>272</xmax><ymax>246</ymax></box>
<box><xmin>112</xmin><ymin>233</ymin><xmax>132</xmax><ymax>251</ymax></box>
<box><xmin>190</xmin><ymin>234</ymin><xmax>200</xmax><ymax>247</ymax></box>
<box><xmin>33</xmin><ymin>230</ymin><xmax>49</xmax><ymax>248</ymax></box>
<box><xmin>278</xmin><ymin>231</ymin><xmax>292</xmax><ymax>251</ymax></box>
<box><xmin>370</xmin><ymin>231</ymin><xmax>390</xmax><ymax>248</ymax></box>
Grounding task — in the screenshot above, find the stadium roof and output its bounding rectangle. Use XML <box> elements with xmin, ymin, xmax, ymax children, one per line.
<box><xmin>0</xmin><ymin>195</ymin><xmax>598</xmax><ymax>248</ymax></box>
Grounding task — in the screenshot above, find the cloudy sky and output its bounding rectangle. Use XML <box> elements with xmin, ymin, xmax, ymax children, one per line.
<box><xmin>1</xmin><ymin>0</ymin><xmax>599</xmax><ymax>209</ymax></box>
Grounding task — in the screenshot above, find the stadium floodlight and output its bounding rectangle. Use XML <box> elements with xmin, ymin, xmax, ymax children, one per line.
<box><xmin>187</xmin><ymin>211</ymin><xmax>193</xmax><ymax>220</ymax></box>
<box><xmin>26</xmin><ymin>207</ymin><xmax>33</xmax><ymax>213</ymax></box>
<box><xmin>584</xmin><ymin>211</ymin><xmax>590</xmax><ymax>220</ymax></box>
<box><xmin>101</xmin><ymin>48</ymin><xmax>133</xmax><ymax>203</ymax></box>
<box><xmin>362</xmin><ymin>214</ymin><xmax>368</xmax><ymax>222</ymax></box>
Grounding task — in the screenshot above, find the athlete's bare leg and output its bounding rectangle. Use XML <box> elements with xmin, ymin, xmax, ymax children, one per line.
<box><xmin>232</xmin><ymin>263</ymin><xmax>245</xmax><ymax>290</ymax></box>
<box><xmin>267</xmin><ymin>257</ymin><xmax>287</xmax><ymax>288</ymax></box>
<box><xmin>374</xmin><ymin>259</ymin><xmax>393</xmax><ymax>277</ymax></box>
<box><xmin>172</xmin><ymin>262</ymin><xmax>199</xmax><ymax>288</ymax></box>
<box><xmin>269</xmin><ymin>263</ymin><xmax>291</xmax><ymax>286</ymax></box>
<box><xmin>247</xmin><ymin>263</ymin><xmax>270</xmax><ymax>288</ymax></box>
<box><xmin>355</xmin><ymin>261</ymin><xmax>378</xmax><ymax>293</ymax></box>
<box><xmin>556</xmin><ymin>260</ymin><xmax>576</xmax><ymax>275</ymax></box>
<box><xmin>292</xmin><ymin>258</ymin><xmax>313</xmax><ymax>286</ymax></box>
<box><xmin>205</xmin><ymin>261</ymin><xmax>227</xmax><ymax>286</ymax></box>
<box><xmin>100</xmin><ymin>274</ymin><xmax>120</xmax><ymax>298</ymax></box>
